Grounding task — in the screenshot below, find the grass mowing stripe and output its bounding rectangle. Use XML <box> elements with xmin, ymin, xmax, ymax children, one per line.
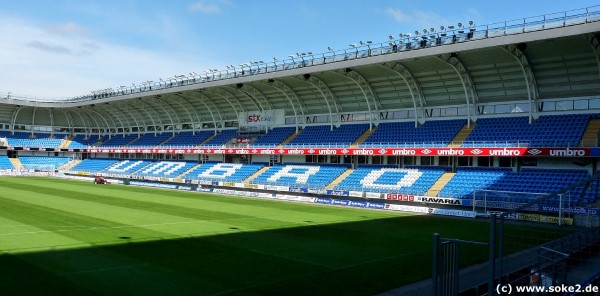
<box><xmin>3</xmin><ymin>177</ymin><xmax>390</xmax><ymax>225</ymax></box>
<box><xmin>24</xmin><ymin>176</ymin><xmax>400</xmax><ymax>220</ymax></box>
<box><xmin>0</xmin><ymin>176</ymin><xmax>575</xmax><ymax>295</ymax></box>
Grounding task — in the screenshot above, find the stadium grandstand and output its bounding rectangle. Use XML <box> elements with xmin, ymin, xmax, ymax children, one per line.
<box><xmin>2</xmin><ymin>5</ymin><xmax>600</xmax><ymax>296</ymax></box>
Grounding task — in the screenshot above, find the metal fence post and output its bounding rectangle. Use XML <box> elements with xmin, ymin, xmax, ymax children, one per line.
<box><xmin>488</xmin><ymin>214</ymin><xmax>497</xmax><ymax>296</ymax></box>
<box><xmin>432</xmin><ymin>233</ymin><xmax>440</xmax><ymax>296</ymax></box>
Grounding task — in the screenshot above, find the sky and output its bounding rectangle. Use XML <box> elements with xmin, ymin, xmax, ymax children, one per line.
<box><xmin>0</xmin><ymin>0</ymin><xmax>596</xmax><ymax>99</ymax></box>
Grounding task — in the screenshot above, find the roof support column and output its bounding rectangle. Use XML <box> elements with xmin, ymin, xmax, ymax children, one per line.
<box><xmin>302</xmin><ymin>74</ymin><xmax>341</xmax><ymax>130</ymax></box>
<box><xmin>503</xmin><ymin>44</ymin><xmax>539</xmax><ymax>124</ymax></box>
<box><xmin>380</xmin><ymin>62</ymin><xmax>426</xmax><ymax>127</ymax></box>
<box><xmin>437</xmin><ymin>53</ymin><xmax>478</xmax><ymax>127</ymax></box>
<box><xmin>264</xmin><ymin>80</ymin><xmax>302</xmax><ymax>133</ymax></box>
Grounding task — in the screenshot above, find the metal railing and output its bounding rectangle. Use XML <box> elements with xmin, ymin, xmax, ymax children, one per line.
<box><xmin>2</xmin><ymin>5</ymin><xmax>600</xmax><ymax>103</ymax></box>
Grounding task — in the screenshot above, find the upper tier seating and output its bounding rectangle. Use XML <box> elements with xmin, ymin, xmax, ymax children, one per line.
<box><xmin>0</xmin><ymin>155</ymin><xmax>13</xmax><ymax>170</ymax></box>
<box><xmin>438</xmin><ymin>167</ymin><xmax>592</xmax><ymax>206</ymax></box>
<box><xmin>127</xmin><ymin>133</ymin><xmax>172</xmax><ymax>148</ymax></box>
<box><xmin>250</xmin><ymin>127</ymin><xmax>296</xmax><ymax>147</ymax></box>
<box><xmin>19</xmin><ymin>156</ymin><xmax>70</xmax><ymax>170</ymax></box>
<box><xmin>181</xmin><ymin>162</ymin><xmax>265</xmax><ymax>182</ymax></box>
<box><xmin>0</xmin><ymin>131</ymin><xmax>66</xmax><ymax>148</ymax></box>
<box><xmin>251</xmin><ymin>164</ymin><xmax>348</xmax><ymax>188</ymax></box>
<box><xmin>133</xmin><ymin>161</ymin><xmax>197</xmax><ymax>178</ymax></box>
<box><xmin>361</xmin><ymin>119</ymin><xmax>466</xmax><ymax>148</ymax></box>
<box><xmin>286</xmin><ymin>124</ymin><xmax>369</xmax><ymax>147</ymax></box>
<box><xmin>98</xmin><ymin>134</ymin><xmax>139</xmax><ymax>147</ymax></box>
<box><xmin>102</xmin><ymin>159</ymin><xmax>153</xmax><ymax>175</ymax></box>
<box><xmin>160</xmin><ymin>131</ymin><xmax>213</xmax><ymax>148</ymax></box>
<box><xmin>69</xmin><ymin>135</ymin><xmax>105</xmax><ymax>149</ymax></box>
<box><xmin>71</xmin><ymin>158</ymin><xmax>119</xmax><ymax>173</ymax></box>
<box><xmin>200</xmin><ymin>129</ymin><xmax>238</xmax><ymax>147</ymax></box>
<box><xmin>335</xmin><ymin>165</ymin><xmax>447</xmax><ymax>195</ymax></box>
<box><xmin>463</xmin><ymin>114</ymin><xmax>590</xmax><ymax>147</ymax></box>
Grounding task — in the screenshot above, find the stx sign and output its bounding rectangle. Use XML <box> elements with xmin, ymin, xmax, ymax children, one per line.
<box><xmin>85</xmin><ymin>147</ymin><xmax>592</xmax><ymax>157</ymax></box>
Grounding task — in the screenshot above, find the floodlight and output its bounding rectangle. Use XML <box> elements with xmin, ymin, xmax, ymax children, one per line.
<box><xmin>389</xmin><ymin>35</ymin><xmax>394</xmax><ymax>40</ymax></box>
<box><xmin>469</xmin><ymin>20</ymin><xmax>474</xmax><ymax>26</ymax></box>
<box><xmin>458</xmin><ymin>22</ymin><xmax>463</xmax><ymax>28</ymax></box>
<box><xmin>366</xmin><ymin>41</ymin><xmax>372</xmax><ymax>44</ymax></box>
<box><xmin>327</xmin><ymin>46</ymin><xmax>333</xmax><ymax>51</ymax></box>
<box><xmin>307</xmin><ymin>52</ymin><xmax>313</xmax><ymax>54</ymax></box>
<box><xmin>414</xmin><ymin>30</ymin><xmax>420</xmax><ymax>35</ymax></box>
<box><xmin>359</xmin><ymin>41</ymin><xmax>364</xmax><ymax>45</ymax></box>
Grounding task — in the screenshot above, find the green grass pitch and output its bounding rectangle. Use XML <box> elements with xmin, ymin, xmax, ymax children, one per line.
<box><xmin>0</xmin><ymin>176</ymin><xmax>570</xmax><ymax>295</ymax></box>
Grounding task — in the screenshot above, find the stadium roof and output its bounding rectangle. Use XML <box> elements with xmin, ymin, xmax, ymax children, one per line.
<box><xmin>2</xmin><ymin>7</ymin><xmax>600</xmax><ymax>132</ymax></box>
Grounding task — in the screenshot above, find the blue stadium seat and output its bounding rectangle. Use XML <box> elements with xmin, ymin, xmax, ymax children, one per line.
<box><xmin>71</xmin><ymin>158</ymin><xmax>119</xmax><ymax>173</ymax></box>
<box><xmin>251</xmin><ymin>164</ymin><xmax>347</xmax><ymax>188</ymax></box>
<box><xmin>335</xmin><ymin>165</ymin><xmax>447</xmax><ymax>195</ymax></box>
<box><xmin>127</xmin><ymin>133</ymin><xmax>172</xmax><ymax>148</ymax></box>
<box><xmin>99</xmin><ymin>135</ymin><xmax>139</xmax><ymax>147</ymax></box>
<box><xmin>19</xmin><ymin>156</ymin><xmax>71</xmax><ymax>170</ymax></box>
<box><xmin>0</xmin><ymin>156</ymin><xmax>14</xmax><ymax>170</ymax></box>
<box><xmin>133</xmin><ymin>161</ymin><xmax>197</xmax><ymax>178</ymax></box>
<box><xmin>361</xmin><ymin>119</ymin><xmax>466</xmax><ymax>148</ymax></box>
<box><xmin>286</xmin><ymin>124</ymin><xmax>369</xmax><ymax>147</ymax></box>
<box><xmin>69</xmin><ymin>135</ymin><xmax>105</xmax><ymax>149</ymax></box>
<box><xmin>251</xmin><ymin>127</ymin><xmax>296</xmax><ymax>147</ymax></box>
<box><xmin>463</xmin><ymin>114</ymin><xmax>590</xmax><ymax>147</ymax></box>
<box><xmin>160</xmin><ymin>131</ymin><xmax>214</xmax><ymax>148</ymax></box>
<box><xmin>182</xmin><ymin>162</ymin><xmax>265</xmax><ymax>182</ymax></box>
<box><xmin>200</xmin><ymin>129</ymin><xmax>238</xmax><ymax>147</ymax></box>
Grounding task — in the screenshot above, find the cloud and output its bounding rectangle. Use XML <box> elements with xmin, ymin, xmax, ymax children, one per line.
<box><xmin>386</xmin><ymin>8</ymin><xmax>411</xmax><ymax>23</ymax></box>
<box><xmin>467</xmin><ymin>8</ymin><xmax>482</xmax><ymax>19</ymax></box>
<box><xmin>26</xmin><ymin>41</ymin><xmax>74</xmax><ymax>55</ymax></box>
<box><xmin>42</xmin><ymin>22</ymin><xmax>89</xmax><ymax>37</ymax></box>
<box><xmin>0</xmin><ymin>15</ymin><xmax>221</xmax><ymax>98</ymax></box>
<box><xmin>386</xmin><ymin>8</ymin><xmax>452</xmax><ymax>30</ymax></box>
<box><xmin>189</xmin><ymin>1</ymin><xmax>221</xmax><ymax>14</ymax></box>
<box><xmin>188</xmin><ymin>0</ymin><xmax>234</xmax><ymax>14</ymax></box>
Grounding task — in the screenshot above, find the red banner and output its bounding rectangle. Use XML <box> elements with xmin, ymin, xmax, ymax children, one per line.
<box><xmin>236</xmin><ymin>138</ymin><xmax>252</xmax><ymax>143</ymax></box>
<box><xmin>84</xmin><ymin>147</ymin><xmax>591</xmax><ymax>157</ymax></box>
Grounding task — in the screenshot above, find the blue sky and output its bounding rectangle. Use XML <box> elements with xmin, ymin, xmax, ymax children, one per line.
<box><xmin>0</xmin><ymin>0</ymin><xmax>596</xmax><ymax>98</ymax></box>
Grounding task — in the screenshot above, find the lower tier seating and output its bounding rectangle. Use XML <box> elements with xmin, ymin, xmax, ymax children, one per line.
<box><xmin>71</xmin><ymin>158</ymin><xmax>119</xmax><ymax>173</ymax></box>
<box><xmin>251</xmin><ymin>164</ymin><xmax>348</xmax><ymax>188</ymax></box>
<box><xmin>19</xmin><ymin>156</ymin><xmax>70</xmax><ymax>170</ymax></box>
<box><xmin>182</xmin><ymin>162</ymin><xmax>265</xmax><ymax>182</ymax></box>
<box><xmin>335</xmin><ymin>165</ymin><xmax>447</xmax><ymax>195</ymax></box>
<box><xmin>438</xmin><ymin>168</ymin><xmax>594</xmax><ymax>206</ymax></box>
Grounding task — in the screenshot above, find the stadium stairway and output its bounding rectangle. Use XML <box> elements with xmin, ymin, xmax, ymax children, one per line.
<box><xmin>448</xmin><ymin>122</ymin><xmax>476</xmax><ymax>147</ymax></box>
<box><xmin>425</xmin><ymin>172</ymin><xmax>455</xmax><ymax>197</ymax></box>
<box><xmin>198</xmin><ymin>133</ymin><xmax>217</xmax><ymax>146</ymax></box>
<box><xmin>276</xmin><ymin>130</ymin><xmax>299</xmax><ymax>148</ymax></box>
<box><xmin>351</xmin><ymin>127</ymin><xmax>376</xmax><ymax>147</ymax></box>
<box><xmin>9</xmin><ymin>158</ymin><xmax>22</xmax><ymax>169</ymax></box>
<box><xmin>243</xmin><ymin>166</ymin><xmax>270</xmax><ymax>184</ymax></box>
<box><xmin>60</xmin><ymin>137</ymin><xmax>72</xmax><ymax>149</ymax></box>
<box><xmin>62</xmin><ymin>159</ymin><xmax>82</xmax><ymax>171</ymax></box>
<box><xmin>158</xmin><ymin>134</ymin><xmax>175</xmax><ymax>146</ymax></box>
<box><xmin>580</xmin><ymin>118</ymin><xmax>600</xmax><ymax>147</ymax></box>
<box><xmin>176</xmin><ymin>163</ymin><xmax>203</xmax><ymax>179</ymax></box>
<box><xmin>326</xmin><ymin>168</ymin><xmax>354</xmax><ymax>189</ymax></box>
